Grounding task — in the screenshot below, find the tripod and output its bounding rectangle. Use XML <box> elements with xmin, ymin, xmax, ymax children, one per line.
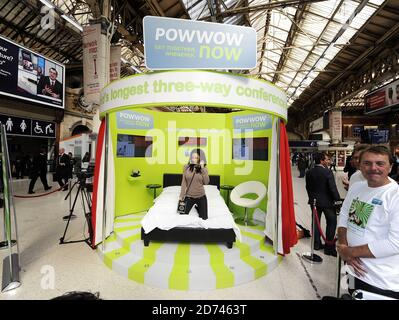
<box><xmin>63</xmin><ymin>179</ymin><xmax>80</xmax><ymax>220</ymax></box>
<box><xmin>59</xmin><ymin>176</ymin><xmax>93</xmax><ymax>247</ymax></box>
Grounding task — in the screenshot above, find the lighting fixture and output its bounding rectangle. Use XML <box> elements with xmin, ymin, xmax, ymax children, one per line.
<box><xmin>39</xmin><ymin>0</ymin><xmax>55</xmax><ymax>9</ymax></box>
<box><xmin>61</xmin><ymin>14</ymin><xmax>83</xmax><ymax>32</ymax></box>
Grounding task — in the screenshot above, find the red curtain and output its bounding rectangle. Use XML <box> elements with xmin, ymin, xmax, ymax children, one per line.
<box><xmin>279</xmin><ymin>121</ymin><xmax>298</xmax><ymax>254</ymax></box>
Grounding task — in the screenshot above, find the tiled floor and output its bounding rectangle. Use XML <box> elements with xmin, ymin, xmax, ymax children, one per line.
<box><xmin>0</xmin><ymin>168</ymin><xmax>348</xmax><ymax>300</ymax></box>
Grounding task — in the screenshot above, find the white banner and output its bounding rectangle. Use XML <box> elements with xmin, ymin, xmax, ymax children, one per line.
<box><xmin>329</xmin><ymin>110</ymin><xmax>342</xmax><ymax>142</ymax></box>
<box><xmin>110</xmin><ymin>46</ymin><xmax>121</xmax><ymax>82</ymax></box>
<box><xmin>83</xmin><ymin>24</ymin><xmax>109</xmax><ymax>105</ymax></box>
<box><xmin>100</xmin><ymin>71</ymin><xmax>288</xmax><ymax>120</ymax></box>
<box><xmin>309</xmin><ymin>116</ymin><xmax>323</xmax><ymax>133</ymax></box>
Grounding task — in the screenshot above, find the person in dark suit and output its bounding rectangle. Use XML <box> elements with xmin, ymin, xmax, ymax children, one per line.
<box><xmin>56</xmin><ymin>148</ymin><xmax>70</xmax><ymax>191</ymax></box>
<box><xmin>37</xmin><ymin>67</ymin><xmax>63</xmax><ymax>100</ymax></box>
<box><xmin>28</xmin><ymin>148</ymin><xmax>52</xmax><ymax>194</ymax></box>
<box><xmin>297</xmin><ymin>153</ymin><xmax>308</xmax><ymax>178</ymax></box>
<box><xmin>306</xmin><ymin>152</ymin><xmax>341</xmax><ymax>256</ymax></box>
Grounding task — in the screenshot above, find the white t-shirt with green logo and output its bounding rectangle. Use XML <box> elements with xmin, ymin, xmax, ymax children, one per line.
<box><xmin>338</xmin><ymin>180</ymin><xmax>399</xmax><ymax>292</ymax></box>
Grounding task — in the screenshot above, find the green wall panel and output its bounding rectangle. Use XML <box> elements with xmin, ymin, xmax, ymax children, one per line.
<box><xmin>110</xmin><ymin>108</ymin><xmax>275</xmax><ymax>217</ymax></box>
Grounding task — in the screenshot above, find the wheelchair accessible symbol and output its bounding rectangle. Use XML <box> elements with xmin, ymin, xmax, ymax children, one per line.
<box><xmin>34</xmin><ymin>122</ymin><xmax>43</xmax><ymax>134</ymax></box>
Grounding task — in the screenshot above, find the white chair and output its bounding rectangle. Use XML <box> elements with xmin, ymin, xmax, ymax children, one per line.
<box><xmin>230</xmin><ymin>181</ymin><xmax>267</xmax><ymax>226</ymax></box>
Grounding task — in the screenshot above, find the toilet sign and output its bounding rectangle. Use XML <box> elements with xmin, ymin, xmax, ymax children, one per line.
<box><xmin>143</xmin><ymin>16</ymin><xmax>257</xmax><ymax>70</ymax></box>
<box><xmin>0</xmin><ymin>114</ymin><xmax>55</xmax><ymax>138</ymax></box>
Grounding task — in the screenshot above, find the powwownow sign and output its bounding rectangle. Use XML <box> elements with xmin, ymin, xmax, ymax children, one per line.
<box><xmin>143</xmin><ymin>16</ymin><xmax>257</xmax><ymax>70</ymax></box>
<box><xmin>117</xmin><ymin>110</ymin><xmax>154</xmax><ymax>130</ymax></box>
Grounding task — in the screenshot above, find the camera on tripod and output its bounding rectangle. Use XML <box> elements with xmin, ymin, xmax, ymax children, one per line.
<box><xmin>75</xmin><ymin>162</ymin><xmax>95</xmax><ymax>187</ymax></box>
<box><xmin>76</xmin><ymin>171</ymin><xmax>93</xmax><ymax>182</ymax></box>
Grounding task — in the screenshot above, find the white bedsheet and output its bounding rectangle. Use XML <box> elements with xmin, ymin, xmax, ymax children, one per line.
<box><xmin>141</xmin><ymin>185</ymin><xmax>241</xmax><ymax>241</ymax></box>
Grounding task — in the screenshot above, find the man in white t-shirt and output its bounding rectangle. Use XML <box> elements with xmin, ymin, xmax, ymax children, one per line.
<box><xmin>337</xmin><ymin>146</ymin><xmax>399</xmax><ymax>299</ymax></box>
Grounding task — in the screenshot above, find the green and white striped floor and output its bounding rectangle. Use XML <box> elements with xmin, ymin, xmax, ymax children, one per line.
<box><xmin>98</xmin><ymin>212</ymin><xmax>282</xmax><ymax>290</ymax></box>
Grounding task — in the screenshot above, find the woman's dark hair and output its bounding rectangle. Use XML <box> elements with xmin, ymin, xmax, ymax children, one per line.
<box><xmin>187</xmin><ymin>148</ymin><xmax>207</xmax><ymax>172</ymax></box>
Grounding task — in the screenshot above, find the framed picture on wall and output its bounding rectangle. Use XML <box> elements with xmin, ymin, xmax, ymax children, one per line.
<box><xmin>232</xmin><ymin>137</ymin><xmax>268</xmax><ymax>161</ymax></box>
<box><xmin>178</xmin><ymin>137</ymin><xmax>207</xmax><ymax>147</ymax></box>
<box><xmin>116</xmin><ymin>134</ymin><xmax>153</xmax><ymax>157</ymax></box>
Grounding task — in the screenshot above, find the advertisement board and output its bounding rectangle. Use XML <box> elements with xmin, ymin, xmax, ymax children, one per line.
<box><xmin>365</xmin><ymin>78</ymin><xmax>399</xmax><ymax>114</ymax></box>
<box><xmin>0</xmin><ymin>35</ymin><xmax>65</xmax><ymax>109</ymax></box>
<box><xmin>143</xmin><ymin>16</ymin><xmax>257</xmax><ymax>70</ymax></box>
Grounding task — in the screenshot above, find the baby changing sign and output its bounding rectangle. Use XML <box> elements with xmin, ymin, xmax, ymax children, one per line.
<box><xmin>143</xmin><ymin>16</ymin><xmax>257</xmax><ymax>70</ymax></box>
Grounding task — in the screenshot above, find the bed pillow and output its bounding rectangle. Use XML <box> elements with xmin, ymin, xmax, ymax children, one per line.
<box><xmin>161</xmin><ymin>186</ymin><xmax>181</xmax><ymax>194</ymax></box>
<box><xmin>204</xmin><ymin>184</ymin><xmax>219</xmax><ymax>195</ymax></box>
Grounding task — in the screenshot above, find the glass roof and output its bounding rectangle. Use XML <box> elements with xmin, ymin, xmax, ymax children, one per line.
<box><xmin>40</xmin><ymin>0</ymin><xmax>387</xmax><ymax>106</ymax></box>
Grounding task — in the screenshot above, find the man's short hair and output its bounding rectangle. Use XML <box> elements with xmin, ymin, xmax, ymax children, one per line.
<box><xmin>352</xmin><ymin>143</ymin><xmax>369</xmax><ymax>156</ymax></box>
<box><xmin>314</xmin><ymin>152</ymin><xmax>328</xmax><ymax>164</ymax></box>
<box><xmin>49</xmin><ymin>67</ymin><xmax>58</xmax><ymax>76</ymax></box>
<box><xmin>359</xmin><ymin>145</ymin><xmax>394</xmax><ymax>165</ymax></box>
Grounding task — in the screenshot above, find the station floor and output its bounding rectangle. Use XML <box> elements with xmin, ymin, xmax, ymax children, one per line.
<box><xmin>0</xmin><ymin>168</ymin><xmax>348</xmax><ymax>300</ymax></box>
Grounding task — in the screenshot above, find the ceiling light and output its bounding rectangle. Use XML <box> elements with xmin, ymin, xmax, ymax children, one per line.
<box><xmin>61</xmin><ymin>14</ymin><xmax>83</xmax><ymax>32</ymax></box>
<box><xmin>39</xmin><ymin>0</ymin><xmax>54</xmax><ymax>9</ymax></box>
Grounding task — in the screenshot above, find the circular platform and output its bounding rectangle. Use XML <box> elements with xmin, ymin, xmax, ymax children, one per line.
<box><xmin>98</xmin><ymin>213</ymin><xmax>281</xmax><ymax>290</ymax></box>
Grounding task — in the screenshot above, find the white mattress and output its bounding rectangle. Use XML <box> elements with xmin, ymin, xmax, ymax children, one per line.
<box><xmin>141</xmin><ymin>185</ymin><xmax>241</xmax><ymax>241</ymax></box>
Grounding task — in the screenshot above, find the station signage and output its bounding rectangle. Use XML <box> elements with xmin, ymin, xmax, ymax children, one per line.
<box><xmin>143</xmin><ymin>16</ymin><xmax>257</xmax><ymax>70</ymax></box>
<box><xmin>0</xmin><ymin>114</ymin><xmax>56</xmax><ymax>138</ymax></box>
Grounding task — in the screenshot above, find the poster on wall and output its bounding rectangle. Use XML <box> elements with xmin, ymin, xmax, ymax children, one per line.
<box><xmin>0</xmin><ymin>35</ymin><xmax>65</xmax><ymax>109</ymax></box>
<box><xmin>365</xmin><ymin>78</ymin><xmax>399</xmax><ymax>114</ymax></box>
<box><xmin>232</xmin><ymin>137</ymin><xmax>268</xmax><ymax>161</ymax></box>
<box><xmin>116</xmin><ymin>134</ymin><xmax>153</xmax><ymax>157</ymax></box>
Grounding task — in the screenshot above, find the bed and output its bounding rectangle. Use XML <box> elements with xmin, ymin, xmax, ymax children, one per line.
<box><xmin>140</xmin><ymin>174</ymin><xmax>239</xmax><ymax>248</ymax></box>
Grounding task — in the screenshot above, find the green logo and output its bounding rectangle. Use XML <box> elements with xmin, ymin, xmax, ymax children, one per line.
<box><xmin>348</xmin><ymin>198</ymin><xmax>374</xmax><ymax>229</ymax></box>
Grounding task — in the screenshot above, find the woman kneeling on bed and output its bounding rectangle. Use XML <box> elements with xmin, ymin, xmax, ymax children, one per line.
<box><xmin>179</xmin><ymin>148</ymin><xmax>210</xmax><ymax>220</ymax></box>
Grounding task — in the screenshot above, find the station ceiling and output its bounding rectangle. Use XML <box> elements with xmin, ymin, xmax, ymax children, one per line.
<box><xmin>0</xmin><ymin>0</ymin><xmax>398</xmax><ymax>119</ymax></box>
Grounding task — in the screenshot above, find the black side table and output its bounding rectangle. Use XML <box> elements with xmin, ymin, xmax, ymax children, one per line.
<box><xmin>146</xmin><ymin>184</ymin><xmax>162</xmax><ymax>200</ymax></box>
<box><xmin>220</xmin><ymin>185</ymin><xmax>234</xmax><ymax>208</ymax></box>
